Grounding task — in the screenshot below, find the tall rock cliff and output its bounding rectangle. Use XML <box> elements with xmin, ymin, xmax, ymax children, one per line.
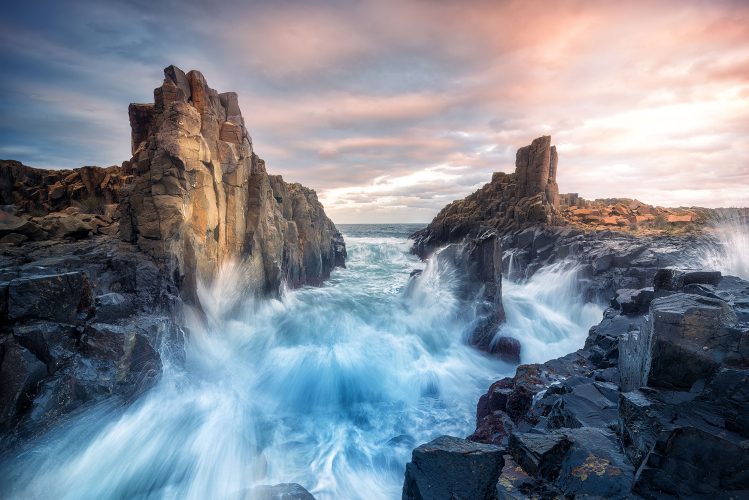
<box><xmin>412</xmin><ymin>135</ymin><xmax>560</xmax><ymax>258</ymax></box>
<box><xmin>119</xmin><ymin>66</ymin><xmax>346</xmax><ymax>300</ymax></box>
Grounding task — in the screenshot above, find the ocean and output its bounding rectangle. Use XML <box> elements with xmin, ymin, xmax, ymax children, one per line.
<box><xmin>1</xmin><ymin>224</ymin><xmax>604</xmax><ymax>499</ymax></box>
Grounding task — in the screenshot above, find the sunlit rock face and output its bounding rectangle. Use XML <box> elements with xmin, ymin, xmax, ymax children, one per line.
<box><xmin>119</xmin><ymin>65</ymin><xmax>346</xmax><ymax>300</ymax></box>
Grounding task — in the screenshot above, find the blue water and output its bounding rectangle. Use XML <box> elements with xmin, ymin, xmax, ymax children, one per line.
<box><xmin>0</xmin><ymin>224</ymin><xmax>602</xmax><ymax>499</ymax></box>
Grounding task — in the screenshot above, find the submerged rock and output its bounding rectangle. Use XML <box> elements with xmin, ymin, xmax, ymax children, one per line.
<box><xmin>246</xmin><ymin>483</ymin><xmax>316</xmax><ymax>500</ymax></box>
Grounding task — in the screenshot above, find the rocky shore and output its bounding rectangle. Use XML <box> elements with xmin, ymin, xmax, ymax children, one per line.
<box><xmin>404</xmin><ymin>136</ymin><xmax>748</xmax><ymax>498</ymax></box>
<box><xmin>0</xmin><ymin>63</ymin><xmax>345</xmax><ymax>479</ymax></box>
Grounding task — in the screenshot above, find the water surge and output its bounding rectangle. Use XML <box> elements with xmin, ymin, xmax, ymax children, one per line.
<box><xmin>0</xmin><ymin>224</ymin><xmax>606</xmax><ymax>500</ymax></box>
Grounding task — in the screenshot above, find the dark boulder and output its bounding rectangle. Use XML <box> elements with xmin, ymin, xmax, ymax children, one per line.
<box><xmin>79</xmin><ymin>323</ymin><xmax>161</xmax><ymax>394</ymax></box>
<box><xmin>0</xmin><ymin>338</ymin><xmax>46</xmax><ymax>430</ymax></box>
<box><xmin>476</xmin><ymin>378</ymin><xmax>514</xmax><ymax>422</ymax></box>
<box><xmin>7</xmin><ymin>272</ymin><xmax>93</xmax><ymax>323</ymax></box>
<box><xmin>94</xmin><ymin>293</ymin><xmax>134</xmax><ymax>322</ymax></box>
<box><xmin>554</xmin><ymin>428</ymin><xmax>633</xmax><ymax>498</ymax></box>
<box><xmin>508</xmin><ymin>432</ymin><xmax>571</xmax><ymax>480</ymax></box>
<box><xmin>402</xmin><ymin>435</ymin><xmax>504</xmax><ymax>500</ymax></box>
<box><xmin>489</xmin><ymin>336</ymin><xmax>521</xmax><ymax>364</ymax></box>
<box><xmin>495</xmin><ymin>454</ymin><xmax>563</xmax><ymax>500</ymax></box>
<box><xmin>532</xmin><ymin>376</ymin><xmax>619</xmax><ymax>431</ymax></box>
<box><xmin>0</xmin><ymin>215</ymin><xmax>48</xmax><ymax>241</ymax></box>
<box><xmin>619</xmin><ymin>386</ymin><xmax>749</xmax><ymax>497</ymax></box>
<box><xmin>648</xmin><ymin>293</ymin><xmax>739</xmax><ymax>390</ymax></box>
<box><xmin>612</xmin><ymin>287</ymin><xmax>654</xmax><ymax>314</ymax></box>
<box><xmin>653</xmin><ymin>268</ymin><xmax>722</xmax><ymax>294</ymax></box>
<box><xmin>509</xmin><ymin>428</ymin><xmax>633</xmax><ymax>498</ymax></box>
<box><xmin>12</xmin><ymin>321</ymin><xmax>76</xmax><ymax>373</ymax></box>
<box><xmin>469</xmin><ymin>410</ymin><xmax>515</xmax><ymax>447</ymax></box>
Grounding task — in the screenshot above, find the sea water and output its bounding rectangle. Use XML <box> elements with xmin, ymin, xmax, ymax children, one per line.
<box><xmin>0</xmin><ymin>224</ymin><xmax>606</xmax><ymax>499</ymax></box>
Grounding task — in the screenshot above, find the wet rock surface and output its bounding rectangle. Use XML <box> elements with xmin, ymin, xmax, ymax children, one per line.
<box><xmin>405</xmin><ymin>268</ymin><xmax>749</xmax><ymax>498</ymax></box>
<box><xmin>0</xmin><ymin>234</ymin><xmax>181</xmax><ymax>443</ymax></box>
<box><xmin>406</xmin><ymin>134</ymin><xmax>748</xmax><ymax>498</ymax></box>
<box><xmin>402</xmin><ymin>435</ymin><xmax>504</xmax><ymax>500</ymax></box>
<box><xmin>246</xmin><ymin>483</ymin><xmax>316</xmax><ymax>499</ymax></box>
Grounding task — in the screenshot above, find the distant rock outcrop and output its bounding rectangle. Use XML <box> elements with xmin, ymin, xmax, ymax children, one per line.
<box><xmin>0</xmin><ymin>160</ymin><xmax>127</xmax><ymax>214</ymax></box>
<box><xmin>408</xmin><ymin>136</ymin><xmax>562</xmax><ymax>360</ymax></box>
<box><xmin>411</xmin><ymin>135</ymin><xmax>560</xmax><ymax>258</ymax></box>
<box><xmin>119</xmin><ymin>65</ymin><xmax>345</xmax><ymax>300</ymax></box>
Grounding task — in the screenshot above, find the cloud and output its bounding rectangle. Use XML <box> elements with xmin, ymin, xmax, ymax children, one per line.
<box><xmin>0</xmin><ymin>0</ymin><xmax>748</xmax><ymax>222</ymax></box>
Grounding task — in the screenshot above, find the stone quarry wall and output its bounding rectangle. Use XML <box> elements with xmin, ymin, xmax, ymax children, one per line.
<box><xmin>119</xmin><ymin>66</ymin><xmax>346</xmax><ymax>300</ymax></box>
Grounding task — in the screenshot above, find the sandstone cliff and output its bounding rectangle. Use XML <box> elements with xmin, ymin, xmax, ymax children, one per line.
<box><xmin>119</xmin><ymin>65</ymin><xmax>346</xmax><ymax>300</ymax></box>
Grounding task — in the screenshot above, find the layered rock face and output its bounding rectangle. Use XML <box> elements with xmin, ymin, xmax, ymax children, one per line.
<box><xmin>0</xmin><ymin>160</ymin><xmax>127</xmax><ymax>214</ymax></box>
<box><xmin>411</xmin><ymin>135</ymin><xmax>560</xmax><ymax>258</ymax></box>
<box><xmin>119</xmin><ymin>66</ymin><xmax>345</xmax><ymax>299</ymax></box>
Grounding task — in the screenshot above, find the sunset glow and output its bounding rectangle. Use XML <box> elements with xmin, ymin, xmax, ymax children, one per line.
<box><xmin>1</xmin><ymin>0</ymin><xmax>748</xmax><ymax>222</ymax></box>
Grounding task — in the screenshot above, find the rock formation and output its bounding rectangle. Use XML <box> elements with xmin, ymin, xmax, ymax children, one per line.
<box><xmin>475</xmin><ymin>270</ymin><xmax>747</xmax><ymax>498</ymax></box>
<box><xmin>119</xmin><ymin>65</ymin><xmax>346</xmax><ymax>300</ymax></box>
<box><xmin>402</xmin><ymin>436</ymin><xmax>504</xmax><ymax>500</ymax></box>
<box><xmin>0</xmin><ymin>160</ymin><xmax>127</xmax><ymax>214</ymax></box>
<box><xmin>403</xmin><ymin>269</ymin><xmax>749</xmax><ymax>498</ymax></box>
<box><xmin>411</xmin><ymin>135</ymin><xmax>560</xmax><ymax>259</ymax></box>
<box><xmin>405</xmin><ymin>134</ymin><xmax>749</xmax><ymax>498</ymax></box>
<box><xmin>0</xmin><ymin>65</ymin><xmax>345</xmax><ymax>441</ymax></box>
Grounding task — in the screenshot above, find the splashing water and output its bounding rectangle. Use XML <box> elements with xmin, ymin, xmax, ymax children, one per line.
<box><xmin>0</xmin><ymin>224</ymin><xmax>604</xmax><ymax>500</ymax></box>
<box><xmin>699</xmin><ymin>212</ymin><xmax>749</xmax><ymax>280</ymax></box>
<box><xmin>501</xmin><ymin>262</ymin><xmax>604</xmax><ymax>364</ymax></box>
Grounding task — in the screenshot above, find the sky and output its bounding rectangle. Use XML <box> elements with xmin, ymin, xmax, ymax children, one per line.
<box><xmin>1</xmin><ymin>0</ymin><xmax>748</xmax><ymax>223</ymax></box>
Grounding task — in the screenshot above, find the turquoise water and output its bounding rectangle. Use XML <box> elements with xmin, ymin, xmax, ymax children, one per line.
<box><xmin>0</xmin><ymin>224</ymin><xmax>602</xmax><ymax>499</ymax></box>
